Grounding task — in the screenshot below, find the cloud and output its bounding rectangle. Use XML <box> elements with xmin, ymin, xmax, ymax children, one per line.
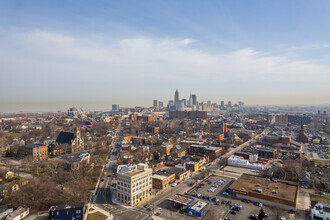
<box><xmin>1</xmin><ymin>29</ymin><xmax>330</xmax><ymax>100</ymax></box>
<box><xmin>289</xmin><ymin>43</ymin><xmax>330</xmax><ymax>51</ymax></box>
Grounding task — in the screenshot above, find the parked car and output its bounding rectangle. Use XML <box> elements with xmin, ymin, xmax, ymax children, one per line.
<box><xmin>229</xmin><ymin>210</ymin><xmax>237</xmax><ymax>215</ymax></box>
<box><xmin>289</xmin><ymin>209</ymin><xmax>296</xmax><ymax>214</ymax></box>
<box><xmin>144</xmin><ymin>204</ymin><xmax>149</xmax><ymax>208</ymax></box>
<box><xmin>232</xmin><ymin>207</ymin><xmax>240</xmax><ymax>211</ymax></box>
<box><xmin>249</xmin><ymin>214</ymin><xmax>258</xmax><ymax>220</ymax></box>
<box><xmin>223</xmin><ymin>192</ymin><xmax>229</xmax><ymax>196</ymax></box>
<box><xmin>234</xmin><ymin>204</ymin><xmax>242</xmax><ymax>208</ymax></box>
<box><xmin>221</xmin><ymin>200</ymin><xmax>227</xmax><ymax>204</ymax></box>
<box><xmin>172</xmin><ymin>183</ymin><xmax>177</xmax><ymax>187</ymax></box>
<box><xmin>179</xmin><ymin>209</ymin><xmax>186</xmax><ymax>214</ymax></box>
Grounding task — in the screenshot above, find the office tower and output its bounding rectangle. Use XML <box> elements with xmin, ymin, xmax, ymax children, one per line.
<box><xmin>159</xmin><ymin>101</ymin><xmax>164</xmax><ymax>107</ymax></box>
<box><xmin>228</xmin><ymin>101</ymin><xmax>232</xmax><ymax>108</ymax></box>
<box><xmin>238</xmin><ymin>101</ymin><xmax>244</xmax><ymax>108</ymax></box>
<box><xmin>177</xmin><ymin>100</ymin><xmax>185</xmax><ymax>110</ymax></box>
<box><xmin>175</xmin><ymin>89</ymin><xmax>180</xmax><ymax>106</ymax></box>
<box><xmin>207</xmin><ymin>100</ymin><xmax>211</xmax><ymax>105</ymax></box>
<box><xmin>220</xmin><ymin>101</ymin><xmax>225</xmax><ymax>110</ymax></box>
<box><xmin>192</xmin><ymin>94</ymin><xmax>197</xmax><ymax>105</ymax></box>
<box><xmin>188</xmin><ymin>94</ymin><xmax>193</xmax><ymax>106</ymax></box>
<box><xmin>112</xmin><ymin>104</ymin><xmax>119</xmax><ymax>111</ymax></box>
<box><xmin>182</xmin><ymin>99</ymin><xmax>187</xmax><ymax>107</ymax></box>
<box><xmin>153</xmin><ymin>100</ymin><xmax>159</xmax><ymax>108</ymax></box>
<box><xmin>168</xmin><ymin>100</ymin><xmax>174</xmax><ymax>106</ymax></box>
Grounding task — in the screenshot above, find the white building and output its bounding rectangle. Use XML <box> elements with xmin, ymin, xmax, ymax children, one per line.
<box><xmin>228</xmin><ymin>155</ymin><xmax>265</xmax><ymax>170</ymax></box>
<box><xmin>5</xmin><ymin>207</ymin><xmax>29</xmax><ymax>220</ymax></box>
<box><xmin>67</xmin><ymin>107</ymin><xmax>78</xmax><ymax>118</ymax></box>
<box><xmin>116</xmin><ymin>163</ymin><xmax>153</xmax><ymax>207</ymax></box>
<box><xmin>311</xmin><ymin>201</ymin><xmax>330</xmax><ymax>220</ymax></box>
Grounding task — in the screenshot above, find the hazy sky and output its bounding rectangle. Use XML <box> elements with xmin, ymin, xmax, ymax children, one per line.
<box><xmin>1</xmin><ymin>0</ymin><xmax>330</xmax><ymax>112</ymax></box>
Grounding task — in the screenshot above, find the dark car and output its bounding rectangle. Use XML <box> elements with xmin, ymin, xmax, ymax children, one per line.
<box><xmin>179</xmin><ymin>209</ymin><xmax>186</xmax><ymax>214</ymax></box>
<box><xmin>242</xmin><ymin>199</ymin><xmax>248</xmax><ymax>203</ymax></box>
<box><xmin>101</xmin><ymin>179</ymin><xmax>104</xmax><ymax>182</ymax></box>
<box><xmin>289</xmin><ymin>209</ymin><xmax>296</xmax><ymax>214</ymax></box>
<box><xmin>229</xmin><ymin>210</ymin><xmax>237</xmax><ymax>215</ymax></box>
<box><xmin>227</xmin><ymin>201</ymin><xmax>232</xmax><ymax>205</ymax></box>
<box><xmin>144</xmin><ymin>204</ymin><xmax>149</xmax><ymax>208</ymax></box>
<box><xmin>232</xmin><ymin>207</ymin><xmax>240</xmax><ymax>211</ymax></box>
<box><xmin>188</xmin><ymin>183</ymin><xmax>194</xmax><ymax>186</ymax></box>
<box><xmin>221</xmin><ymin>200</ymin><xmax>227</xmax><ymax>204</ymax></box>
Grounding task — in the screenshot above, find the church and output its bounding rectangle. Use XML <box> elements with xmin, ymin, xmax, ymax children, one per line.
<box><xmin>56</xmin><ymin>127</ymin><xmax>84</xmax><ymax>153</ymax></box>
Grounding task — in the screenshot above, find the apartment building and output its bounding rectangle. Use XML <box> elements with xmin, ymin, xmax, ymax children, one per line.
<box><xmin>116</xmin><ymin>163</ymin><xmax>152</xmax><ymax>207</ymax></box>
<box><xmin>17</xmin><ymin>144</ymin><xmax>48</xmax><ymax>161</ymax></box>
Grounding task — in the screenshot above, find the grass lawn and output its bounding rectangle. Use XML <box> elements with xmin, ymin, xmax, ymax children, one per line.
<box><xmin>87</xmin><ymin>211</ymin><xmax>107</xmax><ymax>220</ymax></box>
<box><xmin>310</xmin><ymin>194</ymin><xmax>330</xmax><ymax>204</ymax></box>
<box><xmin>323</xmin><ymin>134</ymin><xmax>330</xmax><ymax>142</ymax></box>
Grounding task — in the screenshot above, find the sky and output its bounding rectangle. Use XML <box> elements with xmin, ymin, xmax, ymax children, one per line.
<box><xmin>1</xmin><ymin>0</ymin><xmax>330</xmax><ymax>112</ymax></box>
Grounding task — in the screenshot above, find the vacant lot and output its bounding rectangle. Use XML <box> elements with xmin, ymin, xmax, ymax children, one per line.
<box><xmin>87</xmin><ymin>211</ymin><xmax>108</xmax><ymax>220</ymax></box>
<box><xmin>310</xmin><ymin>194</ymin><xmax>330</xmax><ymax>204</ymax></box>
<box><xmin>323</xmin><ymin>134</ymin><xmax>330</xmax><ymax>142</ymax></box>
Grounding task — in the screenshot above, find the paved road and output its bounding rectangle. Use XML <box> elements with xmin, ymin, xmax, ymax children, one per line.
<box><xmin>94</xmin><ymin>117</ymin><xmax>123</xmax><ymax>205</ymax></box>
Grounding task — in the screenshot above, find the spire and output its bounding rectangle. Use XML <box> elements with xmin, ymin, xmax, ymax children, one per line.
<box><xmin>301</xmin><ymin>120</ymin><xmax>304</xmax><ymax>130</ymax></box>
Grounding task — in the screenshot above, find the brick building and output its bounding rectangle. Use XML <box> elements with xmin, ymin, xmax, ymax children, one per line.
<box><xmin>189</xmin><ymin>145</ymin><xmax>222</xmax><ymax>160</ymax></box>
<box><xmin>17</xmin><ymin>144</ymin><xmax>48</xmax><ymax>161</ymax></box>
<box><xmin>169</xmin><ymin>110</ymin><xmax>207</xmax><ymax>120</ymax></box>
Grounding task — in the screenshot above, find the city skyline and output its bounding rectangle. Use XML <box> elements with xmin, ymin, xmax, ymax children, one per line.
<box><xmin>1</xmin><ymin>1</ymin><xmax>330</xmax><ymax>112</ymax></box>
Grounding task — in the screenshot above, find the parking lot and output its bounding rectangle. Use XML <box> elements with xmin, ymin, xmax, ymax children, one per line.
<box><xmin>188</xmin><ymin>176</ymin><xmax>234</xmax><ymax>199</ymax></box>
<box><xmin>186</xmin><ymin>175</ymin><xmax>297</xmax><ymax>220</ymax></box>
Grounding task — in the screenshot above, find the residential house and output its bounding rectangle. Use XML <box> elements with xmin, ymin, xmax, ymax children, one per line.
<box><xmin>0</xmin><ymin>206</ymin><xmax>13</xmax><ymax>220</ymax></box>
<box><xmin>5</xmin><ymin>207</ymin><xmax>29</xmax><ymax>220</ymax></box>
<box><xmin>49</xmin><ymin>203</ymin><xmax>85</xmax><ymax>220</ymax></box>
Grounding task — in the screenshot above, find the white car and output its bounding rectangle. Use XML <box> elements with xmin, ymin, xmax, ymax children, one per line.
<box><xmin>172</xmin><ymin>183</ymin><xmax>177</xmax><ymax>187</ymax></box>
<box><xmin>259</xmin><ymin>202</ymin><xmax>263</xmax><ymax>207</ymax></box>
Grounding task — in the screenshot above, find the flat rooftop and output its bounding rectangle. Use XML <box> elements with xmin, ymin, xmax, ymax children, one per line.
<box><xmin>190</xmin><ymin>201</ymin><xmax>208</xmax><ymax>212</ymax></box>
<box><xmin>168</xmin><ymin>194</ymin><xmax>195</xmax><ymax>206</ymax></box>
<box><xmin>229</xmin><ymin>174</ymin><xmax>298</xmax><ymax>203</ymax></box>
<box><xmin>124</xmin><ymin>169</ymin><xmax>144</xmax><ymax>177</ymax></box>
<box><xmin>152</xmin><ymin>174</ymin><xmax>167</xmax><ymax>180</ymax></box>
